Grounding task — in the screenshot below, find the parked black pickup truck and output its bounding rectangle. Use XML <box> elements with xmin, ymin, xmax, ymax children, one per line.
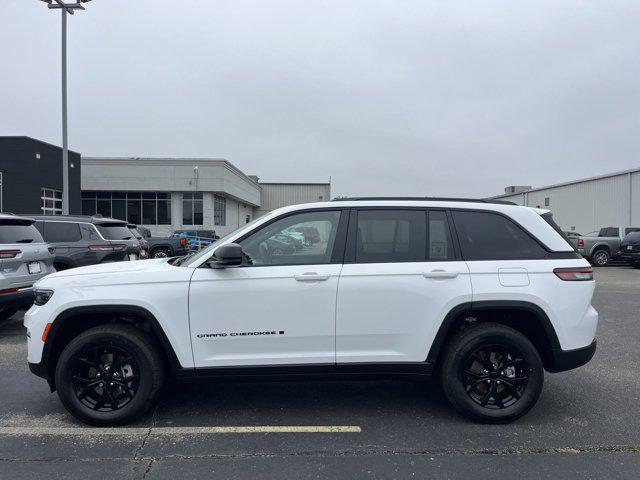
<box><xmin>135</xmin><ymin>227</ymin><xmax>189</xmax><ymax>259</ymax></box>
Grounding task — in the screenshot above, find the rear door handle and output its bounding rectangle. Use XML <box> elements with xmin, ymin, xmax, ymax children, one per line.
<box><xmin>423</xmin><ymin>269</ymin><xmax>459</xmax><ymax>279</ymax></box>
<box><xmin>294</xmin><ymin>273</ymin><xmax>331</xmax><ymax>282</ymax></box>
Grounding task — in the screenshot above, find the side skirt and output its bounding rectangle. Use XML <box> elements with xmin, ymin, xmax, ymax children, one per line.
<box><xmin>174</xmin><ymin>362</ymin><xmax>435</xmax><ymax>382</ymax></box>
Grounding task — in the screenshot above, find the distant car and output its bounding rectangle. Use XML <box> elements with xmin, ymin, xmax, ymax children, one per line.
<box><xmin>172</xmin><ymin>229</ymin><xmax>219</xmax><ymax>251</ymax></box>
<box><xmin>292</xmin><ymin>226</ymin><xmax>321</xmax><ymax>246</ymax></box>
<box><xmin>127</xmin><ymin>224</ymin><xmax>149</xmax><ymax>259</ymax></box>
<box><xmin>0</xmin><ymin>214</ymin><xmax>55</xmax><ymax>320</ymax></box>
<box><xmin>577</xmin><ymin>226</ymin><xmax>640</xmax><ymax>266</ymax></box>
<box><xmin>32</xmin><ymin>215</ymin><xmax>141</xmax><ymax>271</ymax></box>
<box><xmin>618</xmin><ymin>231</ymin><xmax>640</xmax><ymax>269</ymax></box>
<box><xmin>133</xmin><ymin>228</ymin><xmax>188</xmax><ymax>259</ymax></box>
<box><xmin>563</xmin><ymin>231</ymin><xmax>582</xmax><ymax>248</ymax></box>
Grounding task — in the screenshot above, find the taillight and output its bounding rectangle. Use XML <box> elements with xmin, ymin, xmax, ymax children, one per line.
<box><xmin>554</xmin><ymin>267</ymin><xmax>594</xmax><ymax>281</ymax></box>
<box><xmin>577</xmin><ymin>238</ymin><xmax>584</xmax><ymax>248</ymax></box>
<box><xmin>0</xmin><ymin>249</ymin><xmax>21</xmax><ymax>259</ymax></box>
<box><xmin>0</xmin><ymin>288</ymin><xmax>19</xmax><ymax>295</ymax></box>
<box><xmin>89</xmin><ymin>244</ymin><xmax>126</xmax><ymax>251</ymax></box>
<box><xmin>180</xmin><ymin>238</ymin><xmax>186</xmax><ymax>247</ymax></box>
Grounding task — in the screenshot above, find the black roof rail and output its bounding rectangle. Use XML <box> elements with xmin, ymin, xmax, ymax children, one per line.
<box><xmin>331</xmin><ymin>197</ymin><xmax>517</xmax><ymax>205</ymax></box>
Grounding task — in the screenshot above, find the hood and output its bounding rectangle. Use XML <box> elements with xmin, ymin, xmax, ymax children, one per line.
<box><xmin>35</xmin><ymin>258</ymin><xmax>192</xmax><ymax>289</ymax></box>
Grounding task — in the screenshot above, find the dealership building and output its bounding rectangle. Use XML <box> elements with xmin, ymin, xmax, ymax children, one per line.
<box><xmin>81</xmin><ymin>157</ymin><xmax>330</xmax><ymax>236</ymax></box>
<box><xmin>492</xmin><ymin>168</ymin><xmax>640</xmax><ymax>234</ymax></box>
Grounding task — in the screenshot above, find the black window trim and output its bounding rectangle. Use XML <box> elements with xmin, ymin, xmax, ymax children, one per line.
<box><xmin>228</xmin><ymin>207</ymin><xmax>350</xmax><ymax>268</ymax></box>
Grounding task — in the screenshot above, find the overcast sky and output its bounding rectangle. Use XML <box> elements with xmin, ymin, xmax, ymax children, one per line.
<box><xmin>2</xmin><ymin>1</ymin><xmax>639</xmax><ymax>198</ymax></box>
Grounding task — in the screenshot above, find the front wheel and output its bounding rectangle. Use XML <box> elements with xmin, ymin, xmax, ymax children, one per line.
<box><xmin>55</xmin><ymin>324</ymin><xmax>164</xmax><ymax>426</ymax></box>
<box><xmin>441</xmin><ymin>323</ymin><xmax>544</xmax><ymax>424</ymax></box>
<box><xmin>151</xmin><ymin>248</ymin><xmax>170</xmax><ymax>259</ymax></box>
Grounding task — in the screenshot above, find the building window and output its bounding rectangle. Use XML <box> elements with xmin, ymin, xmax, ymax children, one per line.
<box><xmin>81</xmin><ymin>191</ymin><xmax>171</xmax><ymax>225</ymax></box>
<box><xmin>182</xmin><ymin>192</ymin><xmax>203</xmax><ymax>225</ymax></box>
<box><xmin>214</xmin><ymin>195</ymin><xmax>226</xmax><ymax>226</ymax></box>
<box><xmin>41</xmin><ymin>188</ymin><xmax>63</xmax><ymax>215</ymax></box>
<box><xmin>544</xmin><ymin>197</ymin><xmax>550</xmax><ymax>206</ymax></box>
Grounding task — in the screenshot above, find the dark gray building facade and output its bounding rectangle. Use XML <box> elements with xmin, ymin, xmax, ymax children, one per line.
<box><xmin>0</xmin><ymin>136</ymin><xmax>81</xmax><ymax>215</ymax></box>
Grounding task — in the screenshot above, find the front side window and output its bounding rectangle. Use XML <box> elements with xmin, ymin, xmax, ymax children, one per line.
<box><xmin>355</xmin><ymin>210</ymin><xmax>426</xmax><ymax>263</ymax></box>
<box><xmin>43</xmin><ymin>222</ymin><xmax>82</xmax><ymax>243</ymax></box>
<box><xmin>239</xmin><ymin>210</ymin><xmax>341</xmax><ymax>266</ymax></box>
<box><xmin>452</xmin><ymin>210</ymin><xmax>546</xmax><ymax>260</ymax></box>
<box><xmin>183</xmin><ymin>192</ymin><xmax>203</xmax><ymax>226</ymax></box>
<box><xmin>41</xmin><ymin>188</ymin><xmax>62</xmax><ymax>215</ymax></box>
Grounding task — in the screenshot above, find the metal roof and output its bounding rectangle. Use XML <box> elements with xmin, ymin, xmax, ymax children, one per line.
<box><xmin>492</xmin><ymin>167</ymin><xmax>640</xmax><ymax>198</ymax></box>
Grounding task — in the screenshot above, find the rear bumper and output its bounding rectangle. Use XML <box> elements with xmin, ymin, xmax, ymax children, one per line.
<box><xmin>547</xmin><ymin>339</ymin><xmax>597</xmax><ymax>373</ymax></box>
<box><xmin>0</xmin><ymin>288</ymin><xmax>34</xmax><ymax>308</ymax></box>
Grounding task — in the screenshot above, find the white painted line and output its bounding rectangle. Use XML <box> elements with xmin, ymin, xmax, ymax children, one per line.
<box><xmin>0</xmin><ymin>425</ymin><xmax>361</xmax><ymax>436</ymax></box>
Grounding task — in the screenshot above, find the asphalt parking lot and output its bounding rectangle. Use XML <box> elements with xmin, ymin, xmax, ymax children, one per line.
<box><xmin>1</xmin><ymin>267</ymin><xmax>639</xmax><ymax>479</ymax></box>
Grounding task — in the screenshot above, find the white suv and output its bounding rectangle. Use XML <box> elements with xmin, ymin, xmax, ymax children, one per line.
<box><xmin>24</xmin><ymin>198</ymin><xmax>598</xmax><ymax>425</ymax></box>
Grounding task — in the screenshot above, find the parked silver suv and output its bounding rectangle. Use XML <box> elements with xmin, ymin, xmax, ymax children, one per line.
<box><xmin>0</xmin><ymin>214</ymin><xmax>55</xmax><ymax>320</ymax></box>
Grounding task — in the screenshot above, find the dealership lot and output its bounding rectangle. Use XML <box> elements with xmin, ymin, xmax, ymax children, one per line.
<box><xmin>1</xmin><ymin>267</ymin><xmax>639</xmax><ymax>479</ymax></box>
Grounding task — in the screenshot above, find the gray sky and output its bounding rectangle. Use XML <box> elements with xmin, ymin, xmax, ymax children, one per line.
<box><xmin>2</xmin><ymin>1</ymin><xmax>639</xmax><ymax>198</ymax></box>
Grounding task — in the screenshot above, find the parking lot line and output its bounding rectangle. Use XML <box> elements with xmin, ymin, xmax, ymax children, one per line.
<box><xmin>0</xmin><ymin>425</ymin><xmax>362</xmax><ymax>436</ymax></box>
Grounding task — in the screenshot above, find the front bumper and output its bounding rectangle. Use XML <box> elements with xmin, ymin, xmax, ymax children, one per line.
<box><xmin>546</xmin><ymin>339</ymin><xmax>597</xmax><ymax>373</ymax></box>
<box><xmin>0</xmin><ymin>287</ymin><xmax>34</xmax><ymax>308</ymax></box>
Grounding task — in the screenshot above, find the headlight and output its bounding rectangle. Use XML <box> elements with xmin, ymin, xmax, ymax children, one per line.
<box><xmin>33</xmin><ymin>289</ymin><xmax>54</xmax><ymax>306</ymax></box>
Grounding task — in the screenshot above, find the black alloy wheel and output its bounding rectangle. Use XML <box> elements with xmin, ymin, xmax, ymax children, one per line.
<box><xmin>71</xmin><ymin>345</ymin><xmax>139</xmax><ymax>412</ymax></box>
<box><xmin>462</xmin><ymin>344</ymin><xmax>528</xmax><ymax>409</ymax></box>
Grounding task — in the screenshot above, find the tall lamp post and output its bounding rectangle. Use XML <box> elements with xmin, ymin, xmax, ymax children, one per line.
<box><xmin>39</xmin><ymin>0</ymin><xmax>92</xmax><ymax>215</ymax></box>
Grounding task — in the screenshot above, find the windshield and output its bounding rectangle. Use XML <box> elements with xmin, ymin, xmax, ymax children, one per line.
<box><xmin>0</xmin><ymin>223</ymin><xmax>44</xmax><ymax>244</ymax></box>
<box><xmin>182</xmin><ymin>217</ymin><xmax>264</xmax><ymax>266</ymax></box>
<box><xmin>97</xmin><ymin>224</ymin><xmax>134</xmax><ymax>240</ymax></box>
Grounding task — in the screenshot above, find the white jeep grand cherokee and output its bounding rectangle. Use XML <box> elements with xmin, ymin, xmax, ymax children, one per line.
<box><xmin>25</xmin><ymin>198</ymin><xmax>598</xmax><ymax>425</ymax></box>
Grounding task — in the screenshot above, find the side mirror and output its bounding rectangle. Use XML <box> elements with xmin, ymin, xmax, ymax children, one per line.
<box><xmin>207</xmin><ymin>243</ymin><xmax>243</xmax><ymax>269</ymax></box>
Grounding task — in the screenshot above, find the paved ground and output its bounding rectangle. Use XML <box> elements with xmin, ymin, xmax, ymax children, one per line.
<box><xmin>1</xmin><ymin>267</ymin><xmax>639</xmax><ymax>479</ymax></box>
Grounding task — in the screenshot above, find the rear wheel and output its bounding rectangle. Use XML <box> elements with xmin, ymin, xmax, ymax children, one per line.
<box><xmin>55</xmin><ymin>324</ymin><xmax>164</xmax><ymax>426</ymax></box>
<box><xmin>441</xmin><ymin>323</ymin><xmax>544</xmax><ymax>424</ymax></box>
<box><xmin>591</xmin><ymin>249</ymin><xmax>610</xmax><ymax>267</ymax></box>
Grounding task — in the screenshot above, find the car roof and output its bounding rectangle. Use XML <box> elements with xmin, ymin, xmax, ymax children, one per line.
<box><xmin>29</xmin><ymin>214</ymin><xmax>128</xmax><ymax>226</ymax></box>
<box><xmin>0</xmin><ymin>213</ymin><xmax>36</xmax><ymax>225</ymax></box>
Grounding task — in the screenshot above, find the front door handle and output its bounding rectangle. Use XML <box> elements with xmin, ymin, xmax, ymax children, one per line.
<box><xmin>294</xmin><ymin>273</ymin><xmax>331</xmax><ymax>282</ymax></box>
<box><xmin>423</xmin><ymin>269</ymin><xmax>459</xmax><ymax>279</ymax></box>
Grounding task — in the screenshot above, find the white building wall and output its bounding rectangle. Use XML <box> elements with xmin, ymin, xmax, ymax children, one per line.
<box><xmin>497</xmin><ymin>170</ymin><xmax>640</xmax><ymax>234</ymax></box>
<box><xmin>255</xmin><ymin>183</ymin><xmax>331</xmax><ymax>217</ymax></box>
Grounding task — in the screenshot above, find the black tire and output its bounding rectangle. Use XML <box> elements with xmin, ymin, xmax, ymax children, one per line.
<box><xmin>591</xmin><ymin>249</ymin><xmax>610</xmax><ymax>267</ymax></box>
<box><xmin>441</xmin><ymin>323</ymin><xmax>544</xmax><ymax>424</ymax></box>
<box><xmin>151</xmin><ymin>248</ymin><xmax>170</xmax><ymax>259</ymax></box>
<box><xmin>55</xmin><ymin>323</ymin><xmax>164</xmax><ymax>426</ymax></box>
<box><xmin>0</xmin><ymin>307</ymin><xmax>18</xmax><ymax>321</ymax></box>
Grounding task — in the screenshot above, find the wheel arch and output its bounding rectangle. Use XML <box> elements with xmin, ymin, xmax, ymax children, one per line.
<box><xmin>427</xmin><ymin>301</ymin><xmax>561</xmax><ymax>372</ymax></box>
<box><xmin>41</xmin><ymin>304</ymin><xmax>183</xmax><ymax>391</ymax></box>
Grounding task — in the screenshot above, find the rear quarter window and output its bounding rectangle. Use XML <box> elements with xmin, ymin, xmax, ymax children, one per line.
<box><xmin>452</xmin><ymin>211</ymin><xmax>547</xmax><ymax>260</ymax></box>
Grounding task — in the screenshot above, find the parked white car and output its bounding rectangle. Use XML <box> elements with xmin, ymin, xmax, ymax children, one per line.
<box><xmin>25</xmin><ymin>198</ymin><xmax>597</xmax><ymax>425</ymax></box>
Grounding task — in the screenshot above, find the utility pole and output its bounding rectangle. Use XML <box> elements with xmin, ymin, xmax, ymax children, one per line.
<box><xmin>39</xmin><ymin>0</ymin><xmax>92</xmax><ymax>214</ymax></box>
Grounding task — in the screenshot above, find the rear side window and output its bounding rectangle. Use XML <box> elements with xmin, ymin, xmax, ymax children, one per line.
<box><xmin>97</xmin><ymin>224</ymin><xmax>134</xmax><ymax>240</ymax></box>
<box><xmin>599</xmin><ymin>227</ymin><xmax>619</xmax><ymax>237</ymax></box>
<box><xmin>44</xmin><ymin>222</ymin><xmax>82</xmax><ymax>242</ymax></box>
<box><xmin>356</xmin><ymin>210</ymin><xmax>426</xmax><ymax>263</ymax></box>
<box><xmin>0</xmin><ymin>223</ymin><xmax>44</xmax><ymax>244</ymax></box>
<box><xmin>452</xmin><ymin>211</ymin><xmax>547</xmax><ymax>260</ymax></box>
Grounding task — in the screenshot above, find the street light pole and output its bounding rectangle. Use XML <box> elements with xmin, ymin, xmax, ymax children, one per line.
<box><xmin>40</xmin><ymin>0</ymin><xmax>89</xmax><ymax>215</ymax></box>
<box><xmin>61</xmin><ymin>7</ymin><xmax>69</xmax><ymax>214</ymax></box>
